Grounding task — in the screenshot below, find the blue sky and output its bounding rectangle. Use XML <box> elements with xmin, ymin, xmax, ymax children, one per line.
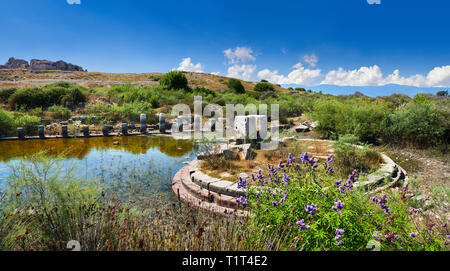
<box><xmin>1</xmin><ymin>0</ymin><xmax>449</xmax><ymax>92</ymax></box>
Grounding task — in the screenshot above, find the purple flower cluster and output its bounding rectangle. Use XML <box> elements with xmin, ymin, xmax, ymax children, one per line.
<box><xmin>236</xmin><ymin>196</ymin><xmax>249</xmax><ymax>207</ymax></box>
<box><xmin>237</xmin><ymin>177</ymin><xmax>249</xmax><ymax>189</ymax></box>
<box><xmin>300</xmin><ymin>152</ymin><xmax>318</xmax><ymax>169</ymax></box>
<box><xmin>335</xmin><ymin>229</ymin><xmax>344</xmax><ymax>246</ymax></box>
<box><xmin>304</xmin><ymin>203</ymin><xmax>318</xmax><ymax>215</ymax></box>
<box><xmin>278</xmin><ymin>190</ymin><xmax>288</xmax><ymax>205</ymax></box>
<box><xmin>323</xmin><ymin>154</ymin><xmax>335</xmax><ymax>174</ymax></box>
<box><xmin>331</xmin><ymin>200</ymin><xmax>345</xmax><ymax>215</ymax></box>
<box><xmin>282</xmin><ymin>173</ymin><xmax>290</xmax><ymax>186</ymax></box>
<box><xmin>348</xmin><ymin>169</ymin><xmax>359</xmax><ymax>182</ymax></box>
<box><xmin>371</xmin><ymin>195</ymin><xmax>391</xmax><ymax>214</ymax></box>
<box><xmin>326</xmin><ymin>154</ymin><xmax>334</xmax><ymax>163</ymax></box>
<box><xmin>287</xmin><ymin>153</ymin><xmax>296</xmax><ymax>164</ymax></box>
<box><xmin>296</xmin><ymin>219</ymin><xmax>310</xmax><ymax>231</ymax></box>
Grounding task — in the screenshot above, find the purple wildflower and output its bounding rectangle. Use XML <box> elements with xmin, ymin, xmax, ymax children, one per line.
<box><xmin>331</xmin><ymin>200</ymin><xmax>345</xmax><ymax>215</ymax></box>
<box><xmin>304</xmin><ymin>203</ymin><xmax>318</xmax><ymax>215</ymax></box>
<box><xmin>326</xmin><ymin>154</ymin><xmax>334</xmax><ymax>163</ymax></box>
<box><xmin>236</xmin><ymin>196</ymin><xmax>249</xmax><ymax>207</ymax></box>
<box><xmin>335</xmin><ymin>229</ymin><xmax>344</xmax><ymax>245</ymax></box>
<box><xmin>237</xmin><ymin>177</ymin><xmax>249</xmax><ymax>189</ymax></box>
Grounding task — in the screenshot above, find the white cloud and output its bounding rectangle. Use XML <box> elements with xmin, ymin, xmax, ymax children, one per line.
<box><xmin>227</xmin><ymin>64</ymin><xmax>256</xmax><ymax>81</ymax></box>
<box><xmin>321</xmin><ymin>65</ymin><xmax>383</xmax><ymax>86</ymax></box>
<box><xmin>303</xmin><ymin>54</ymin><xmax>318</xmax><ymax>67</ymax></box>
<box><xmin>67</xmin><ymin>0</ymin><xmax>81</xmax><ymax>4</ymax></box>
<box><xmin>257</xmin><ymin>62</ymin><xmax>322</xmax><ymax>86</ymax></box>
<box><xmin>177</xmin><ymin>57</ymin><xmax>203</xmax><ymax>73</ymax></box>
<box><xmin>321</xmin><ymin>65</ymin><xmax>450</xmax><ymax>87</ymax></box>
<box><xmin>210</xmin><ymin>72</ymin><xmax>220</xmax><ymax>75</ymax></box>
<box><xmin>425</xmin><ymin>65</ymin><xmax>450</xmax><ymax>87</ymax></box>
<box><xmin>223</xmin><ymin>47</ymin><xmax>256</xmax><ymax>64</ymax></box>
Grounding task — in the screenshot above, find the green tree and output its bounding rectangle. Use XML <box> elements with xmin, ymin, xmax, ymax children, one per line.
<box><xmin>159</xmin><ymin>71</ymin><xmax>188</xmax><ymax>90</ymax></box>
<box><xmin>253</xmin><ymin>82</ymin><xmax>275</xmax><ymax>92</ymax></box>
<box><xmin>226</xmin><ymin>78</ymin><xmax>245</xmax><ymax>93</ymax></box>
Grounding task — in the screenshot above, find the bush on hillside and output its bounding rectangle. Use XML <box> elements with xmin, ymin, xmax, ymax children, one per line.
<box><xmin>312</xmin><ymin>98</ymin><xmax>389</xmax><ymax>142</ymax></box>
<box><xmin>8</xmin><ymin>83</ymin><xmax>87</xmax><ymax>109</ymax></box>
<box><xmin>226</xmin><ymin>78</ymin><xmax>245</xmax><ymax>93</ymax></box>
<box><xmin>0</xmin><ymin>87</ymin><xmax>17</xmax><ymax>103</ymax></box>
<box><xmin>159</xmin><ymin>71</ymin><xmax>188</xmax><ymax>90</ymax></box>
<box><xmin>380</xmin><ymin>99</ymin><xmax>448</xmax><ymax>148</ymax></box>
<box><xmin>253</xmin><ymin>82</ymin><xmax>275</xmax><ymax>92</ymax></box>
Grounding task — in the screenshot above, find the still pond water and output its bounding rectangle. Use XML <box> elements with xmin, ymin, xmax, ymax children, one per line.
<box><xmin>0</xmin><ymin>136</ymin><xmax>199</xmax><ymax>198</ymax></box>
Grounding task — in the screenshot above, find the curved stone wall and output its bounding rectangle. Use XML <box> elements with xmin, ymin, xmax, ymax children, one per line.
<box><xmin>173</xmin><ymin>138</ymin><xmax>409</xmax><ymax>216</ymax></box>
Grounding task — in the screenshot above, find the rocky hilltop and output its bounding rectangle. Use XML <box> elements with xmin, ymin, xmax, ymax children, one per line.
<box><xmin>0</xmin><ymin>57</ymin><xmax>86</xmax><ymax>72</ymax></box>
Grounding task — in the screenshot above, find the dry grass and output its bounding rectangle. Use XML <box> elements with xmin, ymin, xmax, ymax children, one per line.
<box><xmin>0</xmin><ymin>69</ymin><xmax>289</xmax><ymax>92</ymax></box>
<box><xmin>201</xmin><ymin>140</ymin><xmax>334</xmax><ymax>183</ymax></box>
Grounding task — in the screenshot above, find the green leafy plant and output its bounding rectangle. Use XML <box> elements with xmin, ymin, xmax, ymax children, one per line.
<box><xmin>253</xmin><ymin>82</ymin><xmax>275</xmax><ymax>92</ymax></box>
<box><xmin>159</xmin><ymin>71</ymin><xmax>188</xmax><ymax>90</ymax></box>
<box><xmin>227</xmin><ymin>78</ymin><xmax>245</xmax><ymax>93</ymax></box>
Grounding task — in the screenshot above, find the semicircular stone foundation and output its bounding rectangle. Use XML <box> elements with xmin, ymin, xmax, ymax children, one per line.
<box><xmin>172</xmin><ymin>138</ymin><xmax>409</xmax><ymax>216</ymax></box>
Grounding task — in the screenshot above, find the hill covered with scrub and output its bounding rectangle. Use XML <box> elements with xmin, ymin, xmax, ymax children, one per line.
<box><xmin>0</xmin><ymin>70</ymin><xmax>448</xmax><ymax>150</ymax></box>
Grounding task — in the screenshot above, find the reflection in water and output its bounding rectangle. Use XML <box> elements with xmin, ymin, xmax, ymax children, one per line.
<box><xmin>0</xmin><ymin>136</ymin><xmax>199</xmax><ymax>194</ymax></box>
<box><xmin>0</xmin><ymin>135</ymin><xmax>196</xmax><ymax>161</ymax></box>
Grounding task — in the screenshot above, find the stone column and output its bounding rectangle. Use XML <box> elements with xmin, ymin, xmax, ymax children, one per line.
<box><xmin>102</xmin><ymin>125</ymin><xmax>110</xmax><ymax>136</ymax></box>
<box><xmin>130</xmin><ymin>121</ymin><xmax>135</xmax><ymax>130</ymax></box>
<box><xmin>61</xmin><ymin>125</ymin><xmax>68</xmax><ymax>138</ymax></box>
<box><xmin>121</xmin><ymin>123</ymin><xmax>128</xmax><ymax>135</ymax></box>
<box><xmin>38</xmin><ymin>125</ymin><xmax>45</xmax><ymax>138</ymax></box>
<box><xmin>159</xmin><ymin>113</ymin><xmax>166</xmax><ymax>134</ymax></box>
<box><xmin>82</xmin><ymin>125</ymin><xmax>89</xmax><ymax>137</ymax></box>
<box><xmin>17</xmin><ymin>127</ymin><xmax>24</xmax><ymax>139</ymax></box>
<box><xmin>140</xmin><ymin>114</ymin><xmax>147</xmax><ymax>134</ymax></box>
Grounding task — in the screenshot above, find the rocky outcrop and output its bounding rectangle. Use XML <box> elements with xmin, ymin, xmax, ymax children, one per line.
<box><xmin>30</xmin><ymin>59</ymin><xmax>85</xmax><ymax>71</ymax></box>
<box><xmin>0</xmin><ymin>57</ymin><xmax>29</xmax><ymax>69</ymax></box>
<box><xmin>0</xmin><ymin>57</ymin><xmax>86</xmax><ymax>71</ymax></box>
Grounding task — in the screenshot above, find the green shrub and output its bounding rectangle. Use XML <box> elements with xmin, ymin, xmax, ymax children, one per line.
<box><xmin>333</xmin><ymin>136</ymin><xmax>382</xmax><ymax>177</ymax></box>
<box><xmin>381</xmin><ymin>99</ymin><xmax>448</xmax><ymax>148</ymax></box>
<box><xmin>380</xmin><ymin>93</ymin><xmax>411</xmax><ymax>108</ymax></box>
<box><xmin>226</xmin><ymin>78</ymin><xmax>245</xmax><ymax>93</ymax></box>
<box><xmin>0</xmin><ymin>109</ymin><xmax>40</xmax><ymax>136</ymax></box>
<box><xmin>0</xmin><ymin>108</ymin><xmax>14</xmax><ymax>137</ymax></box>
<box><xmin>48</xmin><ymin>105</ymin><xmax>71</xmax><ymax>120</ymax></box>
<box><xmin>312</xmin><ymin>98</ymin><xmax>389</xmax><ymax>142</ymax></box>
<box><xmin>0</xmin><ymin>87</ymin><xmax>17</xmax><ymax>103</ymax></box>
<box><xmin>92</xmin><ymin>102</ymin><xmax>157</xmax><ymax>123</ymax></box>
<box><xmin>13</xmin><ymin>114</ymin><xmax>40</xmax><ymax>136</ymax></box>
<box><xmin>8</xmin><ymin>83</ymin><xmax>87</xmax><ymax>109</ymax></box>
<box><xmin>159</xmin><ymin>71</ymin><xmax>188</xmax><ymax>90</ymax></box>
<box><xmin>253</xmin><ymin>82</ymin><xmax>275</xmax><ymax>92</ymax></box>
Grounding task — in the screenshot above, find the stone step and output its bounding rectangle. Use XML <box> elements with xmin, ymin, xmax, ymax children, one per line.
<box><xmin>172</xmin><ymin>166</ymin><xmax>248</xmax><ymax>217</ymax></box>
<box><xmin>181</xmin><ymin>169</ymin><xmax>241</xmax><ymax>209</ymax></box>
